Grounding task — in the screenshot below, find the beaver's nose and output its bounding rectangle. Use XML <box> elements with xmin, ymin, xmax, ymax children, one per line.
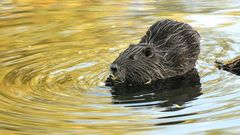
<box><xmin>110</xmin><ymin>64</ymin><xmax>118</xmax><ymax>74</ymax></box>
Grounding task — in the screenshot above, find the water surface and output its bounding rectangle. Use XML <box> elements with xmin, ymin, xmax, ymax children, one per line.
<box><xmin>0</xmin><ymin>0</ymin><xmax>240</xmax><ymax>134</ymax></box>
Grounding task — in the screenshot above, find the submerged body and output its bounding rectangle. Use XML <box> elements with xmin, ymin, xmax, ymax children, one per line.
<box><xmin>215</xmin><ymin>56</ymin><xmax>240</xmax><ymax>75</ymax></box>
<box><xmin>107</xmin><ymin>19</ymin><xmax>200</xmax><ymax>86</ymax></box>
<box><xmin>111</xmin><ymin>68</ymin><xmax>202</xmax><ymax>110</ymax></box>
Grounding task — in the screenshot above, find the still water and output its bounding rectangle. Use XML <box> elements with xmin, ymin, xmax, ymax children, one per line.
<box><xmin>0</xmin><ymin>0</ymin><xmax>240</xmax><ymax>134</ymax></box>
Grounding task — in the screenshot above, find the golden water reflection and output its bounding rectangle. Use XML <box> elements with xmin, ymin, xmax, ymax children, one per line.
<box><xmin>0</xmin><ymin>0</ymin><xmax>240</xmax><ymax>134</ymax></box>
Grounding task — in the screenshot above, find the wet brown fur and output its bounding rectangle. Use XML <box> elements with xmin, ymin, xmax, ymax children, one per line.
<box><xmin>109</xmin><ymin>19</ymin><xmax>200</xmax><ymax>86</ymax></box>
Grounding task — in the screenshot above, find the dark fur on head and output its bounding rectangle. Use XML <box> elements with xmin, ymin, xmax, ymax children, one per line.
<box><xmin>108</xmin><ymin>19</ymin><xmax>200</xmax><ymax>86</ymax></box>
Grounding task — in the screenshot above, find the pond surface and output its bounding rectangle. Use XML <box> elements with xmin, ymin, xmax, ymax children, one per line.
<box><xmin>0</xmin><ymin>0</ymin><xmax>240</xmax><ymax>134</ymax></box>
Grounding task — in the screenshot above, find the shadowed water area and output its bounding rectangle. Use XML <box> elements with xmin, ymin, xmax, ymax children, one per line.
<box><xmin>0</xmin><ymin>0</ymin><xmax>240</xmax><ymax>134</ymax></box>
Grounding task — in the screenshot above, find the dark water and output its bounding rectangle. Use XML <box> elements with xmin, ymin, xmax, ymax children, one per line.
<box><xmin>0</xmin><ymin>0</ymin><xmax>239</xmax><ymax>134</ymax></box>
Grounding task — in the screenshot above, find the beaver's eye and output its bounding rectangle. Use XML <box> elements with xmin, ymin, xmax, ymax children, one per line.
<box><xmin>143</xmin><ymin>47</ymin><xmax>154</xmax><ymax>57</ymax></box>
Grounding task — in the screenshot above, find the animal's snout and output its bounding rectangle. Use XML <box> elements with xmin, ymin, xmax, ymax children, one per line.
<box><xmin>110</xmin><ymin>64</ymin><xmax>118</xmax><ymax>74</ymax></box>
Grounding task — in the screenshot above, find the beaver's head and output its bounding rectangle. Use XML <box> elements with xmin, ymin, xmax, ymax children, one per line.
<box><xmin>110</xmin><ymin>43</ymin><xmax>162</xmax><ymax>86</ymax></box>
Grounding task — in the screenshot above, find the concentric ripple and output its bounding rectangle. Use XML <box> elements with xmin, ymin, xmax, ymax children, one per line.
<box><xmin>0</xmin><ymin>0</ymin><xmax>240</xmax><ymax>135</ymax></box>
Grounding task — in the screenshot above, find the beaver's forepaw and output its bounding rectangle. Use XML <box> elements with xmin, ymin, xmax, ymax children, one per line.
<box><xmin>105</xmin><ymin>75</ymin><xmax>114</xmax><ymax>86</ymax></box>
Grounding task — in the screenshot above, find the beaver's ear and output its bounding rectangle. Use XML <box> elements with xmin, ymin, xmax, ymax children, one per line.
<box><xmin>143</xmin><ymin>47</ymin><xmax>154</xmax><ymax>57</ymax></box>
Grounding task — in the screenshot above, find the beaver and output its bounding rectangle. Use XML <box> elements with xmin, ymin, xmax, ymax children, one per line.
<box><xmin>215</xmin><ymin>56</ymin><xmax>240</xmax><ymax>75</ymax></box>
<box><xmin>106</xmin><ymin>19</ymin><xmax>200</xmax><ymax>86</ymax></box>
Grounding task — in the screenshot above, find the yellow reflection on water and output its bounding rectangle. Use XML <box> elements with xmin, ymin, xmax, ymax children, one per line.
<box><xmin>0</xmin><ymin>0</ymin><xmax>240</xmax><ymax>134</ymax></box>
